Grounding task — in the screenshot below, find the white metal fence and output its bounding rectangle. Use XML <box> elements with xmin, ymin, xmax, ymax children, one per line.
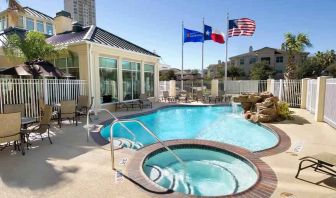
<box><xmin>223</xmin><ymin>80</ymin><xmax>267</xmax><ymax>94</ymax></box>
<box><xmin>0</xmin><ymin>78</ymin><xmax>87</xmax><ymax>118</ymax></box>
<box><xmin>272</xmin><ymin>79</ymin><xmax>301</xmax><ymax>107</ymax></box>
<box><xmin>324</xmin><ymin>78</ymin><xmax>336</xmax><ymax>128</ymax></box>
<box><xmin>306</xmin><ymin>79</ymin><xmax>317</xmax><ymax>113</ymax></box>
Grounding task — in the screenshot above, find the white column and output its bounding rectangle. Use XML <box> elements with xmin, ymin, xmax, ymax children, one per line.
<box><xmin>117</xmin><ymin>57</ymin><xmax>123</xmax><ymax>101</ymax></box>
<box><xmin>169</xmin><ymin>80</ymin><xmax>176</xmax><ymax>97</ymax></box>
<box><xmin>211</xmin><ymin>79</ymin><xmax>219</xmax><ymax>97</ymax></box>
<box><xmin>315</xmin><ymin>76</ymin><xmax>331</xmax><ymax>122</ymax></box>
<box><xmin>154</xmin><ymin>63</ymin><xmax>159</xmax><ymax>101</ymax></box>
<box><xmin>300</xmin><ymin>78</ymin><xmax>309</xmax><ymax>109</ymax></box>
<box><xmin>140</xmin><ymin>61</ymin><xmax>145</xmax><ymax>94</ymax></box>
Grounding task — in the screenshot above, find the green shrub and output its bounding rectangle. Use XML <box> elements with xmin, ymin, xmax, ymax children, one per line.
<box><xmin>277</xmin><ymin>101</ymin><xmax>294</xmax><ymax>120</ymax></box>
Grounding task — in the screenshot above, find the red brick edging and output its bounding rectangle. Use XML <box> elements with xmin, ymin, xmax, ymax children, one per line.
<box><xmin>127</xmin><ymin>139</ymin><xmax>278</xmax><ymax>198</ymax></box>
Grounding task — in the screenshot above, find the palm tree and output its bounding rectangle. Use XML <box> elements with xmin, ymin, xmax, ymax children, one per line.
<box><xmin>2</xmin><ymin>0</ymin><xmax>24</xmax><ymax>27</ymax></box>
<box><xmin>281</xmin><ymin>33</ymin><xmax>312</xmax><ymax>79</ymax></box>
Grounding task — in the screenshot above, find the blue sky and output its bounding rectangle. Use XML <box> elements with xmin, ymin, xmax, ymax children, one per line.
<box><xmin>1</xmin><ymin>0</ymin><xmax>336</xmax><ymax>70</ymax></box>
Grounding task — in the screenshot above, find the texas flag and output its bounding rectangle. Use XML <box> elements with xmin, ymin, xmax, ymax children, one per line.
<box><xmin>204</xmin><ymin>24</ymin><xmax>225</xmax><ymax>44</ymax></box>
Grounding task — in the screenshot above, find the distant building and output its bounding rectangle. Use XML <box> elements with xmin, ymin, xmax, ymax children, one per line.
<box><xmin>158</xmin><ymin>63</ymin><xmax>171</xmax><ymax>71</ymax></box>
<box><xmin>229</xmin><ymin>46</ymin><xmax>309</xmax><ymax>79</ymax></box>
<box><xmin>64</xmin><ymin>0</ymin><xmax>96</xmax><ymax>26</ymax></box>
<box><xmin>207</xmin><ymin>60</ymin><xmax>225</xmax><ymax>79</ymax></box>
<box><xmin>175</xmin><ymin>69</ymin><xmax>201</xmax><ymax>81</ymax></box>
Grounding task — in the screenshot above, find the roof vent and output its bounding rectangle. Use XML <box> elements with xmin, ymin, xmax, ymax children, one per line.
<box><xmin>72</xmin><ymin>22</ymin><xmax>83</xmax><ymax>32</ymax></box>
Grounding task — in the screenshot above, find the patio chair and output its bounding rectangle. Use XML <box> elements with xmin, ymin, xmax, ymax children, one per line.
<box><xmin>58</xmin><ymin>100</ymin><xmax>77</xmax><ymax>128</ymax></box>
<box><xmin>139</xmin><ymin>94</ymin><xmax>152</xmax><ymax>109</ymax></box>
<box><xmin>177</xmin><ymin>91</ymin><xmax>188</xmax><ymax>103</ymax></box>
<box><xmin>3</xmin><ymin>104</ymin><xmax>25</xmax><ymax>116</ymax></box>
<box><xmin>162</xmin><ymin>91</ymin><xmax>172</xmax><ymax>103</ymax></box>
<box><xmin>77</xmin><ymin>96</ymin><xmax>93</xmax><ymax>116</ymax></box>
<box><xmin>116</xmin><ymin>100</ymin><xmax>142</xmax><ymax>111</ymax></box>
<box><xmin>195</xmin><ymin>90</ymin><xmax>204</xmax><ymax>102</ymax></box>
<box><xmin>24</xmin><ymin>105</ymin><xmax>53</xmax><ymax>146</ymax></box>
<box><xmin>0</xmin><ymin>112</ymin><xmax>25</xmax><ymax>155</ymax></box>
<box><xmin>295</xmin><ymin>152</ymin><xmax>336</xmax><ymax>179</ymax></box>
<box><xmin>38</xmin><ymin>98</ymin><xmax>46</xmax><ymax>115</ymax></box>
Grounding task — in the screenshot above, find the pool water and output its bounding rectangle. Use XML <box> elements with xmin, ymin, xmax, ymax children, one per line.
<box><xmin>101</xmin><ymin>106</ymin><xmax>278</xmax><ymax>152</ymax></box>
<box><xmin>143</xmin><ymin>147</ymin><xmax>258</xmax><ymax>196</ymax></box>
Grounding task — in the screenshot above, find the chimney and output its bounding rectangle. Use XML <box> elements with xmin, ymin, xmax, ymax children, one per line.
<box><xmin>218</xmin><ymin>60</ymin><xmax>221</xmax><ymax>64</ymax></box>
<box><xmin>54</xmin><ymin>11</ymin><xmax>73</xmax><ymax>34</ymax></box>
<box><xmin>72</xmin><ymin>22</ymin><xmax>83</xmax><ymax>32</ymax></box>
<box><xmin>249</xmin><ymin>46</ymin><xmax>253</xmax><ymax>52</ymax></box>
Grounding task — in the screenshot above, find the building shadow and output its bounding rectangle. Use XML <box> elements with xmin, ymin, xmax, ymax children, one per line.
<box><xmin>276</xmin><ymin>114</ymin><xmax>311</xmax><ymax>125</ymax></box>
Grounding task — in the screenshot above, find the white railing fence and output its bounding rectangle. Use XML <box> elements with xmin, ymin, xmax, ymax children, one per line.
<box><xmin>324</xmin><ymin>78</ymin><xmax>336</xmax><ymax>128</ymax></box>
<box><xmin>223</xmin><ymin>80</ymin><xmax>267</xmax><ymax>94</ymax></box>
<box><xmin>0</xmin><ymin>78</ymin><xmax>87</xmax><ymax>118</ymax></box>
<box><xmin>272</xmin><ymin>79</ymin><xmax>301</xmax><ymax>107</ymax></box>
<box><xmin>306</xmin><ymin>79</ymin><xmax>317</xmax><ymax>113</ymax></box>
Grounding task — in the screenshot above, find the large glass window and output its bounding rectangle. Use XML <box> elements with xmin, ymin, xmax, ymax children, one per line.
<box><xmin>26</xmin><ymin>18</ymin><xmax>34</xmax><ymax>31</ymax></box>
<box><xmin>46</xmin><ymin>23</ymin><xmax>53</xmax><ymax>35</ymax></box>
<box><xmin>144</xmin><ymin>64</ymin><xmax>154</xmax><ymax>97</ymax></box>
<box><xmin>54</xmin><ymin>56</ymin><xmax>80</xmax><ymax>79</ymax></box>
<box><xmin>0</xmin><ymin>17</ymin><xmax>6</xmax><ymax>31</ymax></box>
<box><xmin>99</xmin><ymin>57</ymin><xmax>118</xmax><ymax>103</ymax></box>
<box><xmin>18</xmin><ymin>16</ymin><xmax>24</xmax><ymax>28</ymax></box>
<box><xmin>36</xmin><ymin>20</ymin><xmax>44</xmax><ymax>33</ymax></box>
<box><xmin>122</xmin><ymin>61</ymin><xmax>140</xmax><ymax>100</ymax></box>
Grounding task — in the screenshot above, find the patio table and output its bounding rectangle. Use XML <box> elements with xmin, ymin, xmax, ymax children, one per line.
<box><xmin>21</xmin><ymin>117</ymin><xmax>36</xmax><ymax>128</ymax></box>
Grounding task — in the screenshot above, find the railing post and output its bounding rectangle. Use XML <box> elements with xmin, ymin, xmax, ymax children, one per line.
<box><xmin>300</xmin><ymin>78</ymin><xmax>309</xmax><ymax>109</ymax></box>
<box><xmin>279</xmin><ymin>79</ymin><xmax>283</xmax><ymax>101</ymax></box>
<box><xmin>315</xmin><ymin>76</ymin><xmax>331</xmax><ymax>122</ymax></box>
<box><xmin>267</xmin><ymin>79</ymin><xmax>273</xmax><ymax>93</ymax></box>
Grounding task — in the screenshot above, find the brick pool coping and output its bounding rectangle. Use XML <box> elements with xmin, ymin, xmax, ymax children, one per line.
<box><xmin>126</xmin><ymin>139</ymin><xmax>278</xmax><ymax>198</ymax></box>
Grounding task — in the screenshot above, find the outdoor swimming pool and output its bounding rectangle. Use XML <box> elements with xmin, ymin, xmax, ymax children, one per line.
<box><xmin>100</xmin><ymin>106</ymin><xmax>279</xmax><ymax>152</ymax></box>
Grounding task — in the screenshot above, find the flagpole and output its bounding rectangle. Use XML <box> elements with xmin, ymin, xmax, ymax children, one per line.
<box><xmin>224</xmin><ymin>13</ymin><xmax>229</xmax><ymax>93</ymax></box>
<box><xmin>181</xmin><ymin>21</ymin><xmax>184</xmax><ymax>91</ymax></box>
<box><xmin>201</xmin><ymin>17</ymin><xmax>204</xmax><ymax>93</ymax></box>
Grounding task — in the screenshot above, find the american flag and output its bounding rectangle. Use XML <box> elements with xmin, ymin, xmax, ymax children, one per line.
<box><xmin>228</xmin><ymin>18</ymin><xmax>256</xmax><ymax>37</ymax></box>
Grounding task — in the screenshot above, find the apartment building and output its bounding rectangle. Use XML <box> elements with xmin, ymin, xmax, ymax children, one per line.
<box><xmin>207</xmin><ymin>60</ymin><xmax>225</xmax><ymax>79</ymax></box>
<box><xmin>64</xmin><ymin>0</ymin><xmax>96</xmax><ymax>26</ymax></box>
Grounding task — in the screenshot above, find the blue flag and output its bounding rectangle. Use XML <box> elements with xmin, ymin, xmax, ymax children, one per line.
<box><xmin>184</xmin><ymin>28</ymin><xmax>203</xmax><ymax>43</ymax></box>
<box><xmin>203</xmin><ymin>25</ymin><xmax>212</xmax><ymax>41</ymax></box>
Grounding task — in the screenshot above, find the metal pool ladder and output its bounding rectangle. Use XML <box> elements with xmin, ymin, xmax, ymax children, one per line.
<box><xmin>85</xmin><ymin>108</ymin><xmax>188</xmax><ymax>185</ymax></box>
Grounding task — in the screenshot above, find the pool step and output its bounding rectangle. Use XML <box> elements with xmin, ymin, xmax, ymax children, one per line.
<box><xmin>116</xmin><ymin>138</ymin><xmax>143</xmax><ymax>149</ymax></box>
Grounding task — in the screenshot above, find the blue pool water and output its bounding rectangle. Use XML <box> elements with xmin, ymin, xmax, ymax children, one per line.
<box><xmin>143</xmin><ymin>147</ymin><xmax>258</xmax><ymax>196</ymax></box>
<box><xmin>101</xmin><ymin>106</ymin><xmax>279</xmax><ymax>152</ymax></box>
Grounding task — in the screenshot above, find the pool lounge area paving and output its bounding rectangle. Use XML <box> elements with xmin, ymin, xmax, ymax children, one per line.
<box><xmin>0</xmin><ymin>103</ymin><xmax>335</xmax><ymax>198</ymax></box>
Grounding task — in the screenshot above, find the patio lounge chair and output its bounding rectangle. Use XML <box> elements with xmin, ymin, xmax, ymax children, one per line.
<box><xmin>177</xmin><ymin>91</ymin><xmax>188</xmax><ymax>103</ymax></box>
<box><xmin>162</xmin><ymin>91</ymin><xmax>172</xmax><ymax>102</ymax></box>
<box><xmin>24</xmin><ymin>105</ymin><xmax>53</xmax><ymax>146</ymax></box>
<box><xmin>194</xmin><ymin>90</ymin><xmax>204</xmax><ymax>102</ymax></box>
<box><xmin>116</xmin><ymin>100</ymin><xmax>142</xmax><ymax>111</ymax></box>
<box><xmin>4</xmin><ymin>104</ymin><xmax>25</xmax><ymax>116</ymax></box>
<box><xmin>139</xmin><ymin>94</ymin><xmax>152</xmax><ymax>109</ymax></box>
<box><xmin>295</xmin><ymin>152</ymin><xmax>336</xmax><ymax>178</ymax></box>
<box><xmin>0</xmin><ymin>112</ymin><xmax>25</xmax><ymax>155</ymax></box>
<box><xmin>58</xmin><ymin>100</ymin><xmax>78</xmax><ymax>128</ymax></box>
<box><xmin>77</xmin><ymin>96</ymin><xmax>94</xmax><ymax>116</ymax></box>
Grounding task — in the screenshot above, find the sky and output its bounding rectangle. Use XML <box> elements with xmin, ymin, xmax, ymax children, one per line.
<box><xmin>1</xmin><ymin>0</ymin><xmax>336</xmax><ymax>70</ymax></box>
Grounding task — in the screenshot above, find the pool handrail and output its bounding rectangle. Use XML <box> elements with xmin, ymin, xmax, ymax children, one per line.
<box><xmin>110</xmin><ymin>119</ymin><xmax>189</xmax><ymax>188</ymax></box>
<box><xmin>85</xmin><ymin>108</ymin><xmax>137</xmax><ymax>148</ymax></box>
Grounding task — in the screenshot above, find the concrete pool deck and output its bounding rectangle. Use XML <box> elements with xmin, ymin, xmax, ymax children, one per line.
<box><xmin>0</xmin><ymin>103</ymin><xmax>335</xmax><ymax>198</ymax></box>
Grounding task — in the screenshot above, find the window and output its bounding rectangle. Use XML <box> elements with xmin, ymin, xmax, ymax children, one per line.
<box><xmin>26</xmin><ymin>18</ymin><xmax>34</xmax><ymax>31</ymax></box>
<box><xmin>276</xmin><ymin>56</ymin><xmax>283</xmax><ymax>63</ymax></box>
<box><xmin>144</xmin><ymin>64</ymin><xmax>155</xmax><ymax>97</ymax></box>
<box><xmin>54</xmin><ymin>56</ymin><xmax>80</xmax><ymax>79</ymax></box>
<box><xmin>46</xmin><ymin>23</ymin><xmax>53</xmax><ymax>35</ymax></box>
<box><xmin>18</xmin><ymin>16</ymin><xmax>24</xmax><ymax>28</ymax></box>
<box><xmin>261</xmin><ymin>57</ymin><xmax>271</xmax><ymax>65</ymax></box>
<box><xmin>122</xmin><ymin>61</ymin><xmax>140</xmax><ymax>101</ymax></box>
<box><xmin>249</xmin><ymin>57</ymin><xmax>257</xmax><ymax>64</ymax></box>
<box><xmin>0</xmin><ymin>17</ymin><xmax>6</xmax><ymax>31</ymax></box>
<box><xmin>99</xmin><ymin>57</ymin><xmax>118</xmax><ymax>103</ymax></box>
<box><xmin>240</xmin><ymin>58</ymin><xmax>245</xmax><ymax>65</ymax></box>
<box><xmin>37</xmin><ymin>20</ymin><xmax>44</xmax><ymax>33</ymax></box>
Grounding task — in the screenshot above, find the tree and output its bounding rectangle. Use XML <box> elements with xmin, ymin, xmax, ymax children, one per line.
<box><xmin>281</xmin><ymin>33</ymin><xmax>312</xmax><ymax>79</ymax></box>
<box><xmin>227</xmin><ymin>66</ymin><xmax>245</xmax><ymax>80</ymax></box>
<box><xmin>250</xmin><ymin>61</ymin><xmax>275</xmax><ymax>80</ymax></box>
<box><xmin>315</xmin><ymin>50</ymin><xmax>336</xmax><ymax>68</ymax></box>
<box><xmin>326</xmin><ymin>63</ymin><xmax>336</xmax><ymax>77</ymax></box>
<box><xmin>4</xmin><ymin>31</ymin><xmax>68</xmax><ymax>61</ymax></box>
<box><xmin>159</xmin><ymin>69</ymin><xmax>176</xmax><ymax>81</ymax></box>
